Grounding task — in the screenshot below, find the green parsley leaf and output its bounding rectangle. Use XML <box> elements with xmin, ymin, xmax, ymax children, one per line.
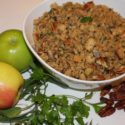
<box><xmin>0</xmin><ymin>107</ymin><xmax>21</xmax><ymax>119</ymax></box>
<box><xmin>76</xmin><ymin>117</ymin><xmax>85</xmax><ymax>125</ymax></box>
<box><xmin>71</xmin><ymin>100</ymin><xmax>90</xmax><ymax>118</ymax></box>
<box><xmin>84</xmin><ymin>92</ymin><xmax>93</xmax><ymax>100</ymax></box>
<box><xmin>92</xmin><ymin>102</ymin><xmax>105</xmax><ymax>113</ymax></box>
<box><xmin>80</xmin><ymin>16</ymin><xmax>93</xmax><ymax>23</ymax></box>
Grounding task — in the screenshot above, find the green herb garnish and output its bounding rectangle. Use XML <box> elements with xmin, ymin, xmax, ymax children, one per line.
<box><xmin>80</xmin><ymin>16</ymin><xmax>93</xmax><ymax>23</ymax></box>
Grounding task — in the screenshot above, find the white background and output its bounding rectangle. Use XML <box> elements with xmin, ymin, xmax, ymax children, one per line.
<box><xmin>0</xmin><ymin>0</ymin><xmax>125</xmax><ymax>125</ymax></box>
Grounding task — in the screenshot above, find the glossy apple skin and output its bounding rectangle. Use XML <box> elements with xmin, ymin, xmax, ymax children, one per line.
<box><xmin>0</xmin><ymin>85</ymin><xmax>16</xmax><ymax>109</ymax></box>
<box><xmin>0</xmin><ymin>29</ymin><xmax>33</xmax><ymax>72</ymax></box>
<box><xmin>0</xmin><ymin>62</ymin><xmax>24</xmax><ymax>109</ymax></box>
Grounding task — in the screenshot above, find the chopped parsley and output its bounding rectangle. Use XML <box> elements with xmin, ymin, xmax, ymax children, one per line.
<box><xmin>80</xmin><ymin>16</ymin><xmax>93</xmax><ymax>23</ymax></box>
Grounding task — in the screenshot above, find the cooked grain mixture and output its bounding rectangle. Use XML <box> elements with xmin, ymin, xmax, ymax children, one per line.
<box><xmin>33</xmin><ymin>1</ymin><xmax>125</xmax><ymax>81</ymax></box>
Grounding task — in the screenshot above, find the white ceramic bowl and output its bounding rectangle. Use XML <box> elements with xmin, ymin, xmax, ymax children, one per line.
<box><xmin>23</xmin><ymin>0</ymin><xmax>125</xmax><ymax>90</ymax></box>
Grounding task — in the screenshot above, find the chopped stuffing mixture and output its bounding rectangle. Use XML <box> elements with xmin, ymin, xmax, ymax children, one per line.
<box><xmin>33</xmin><ymin>1</ymin><xmax>125</xmax><ymax>81</ymax></box>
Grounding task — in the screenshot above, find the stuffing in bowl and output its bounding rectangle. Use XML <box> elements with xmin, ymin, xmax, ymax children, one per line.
<box><xmin>23</xmin><ymin>0</ymin><xmax>125</xmax><ymax>90</ymax></box>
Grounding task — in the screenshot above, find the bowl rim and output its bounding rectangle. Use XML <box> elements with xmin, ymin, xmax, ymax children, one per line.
<box><xmin>23</xmin><ymin>0</ymin><xmax>125</xmax><ymax>85</ymax></box>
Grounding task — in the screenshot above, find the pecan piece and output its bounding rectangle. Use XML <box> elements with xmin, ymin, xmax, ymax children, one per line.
<box><xmin>115</xmin><ymin>100</ymin><xmax>125</xmax><ymax>110</ymax></box>
<box><xmin>113</xmin><ymin>82</ymin><xmax>125</xmax><ymax>92</ymax></box>
<box><xmin>100</xmin><ymin>85</ymin><xmax>111</xmax><ymax>97</ymax></box>
<box><xmin>99</xmin><ymin>106</ymin><xmax>116</xmax><ymax>117</ymax></box>
<box><xmin>109</xmin><ymin>91</ymin><xmax>125</xmax><ymax>101</ymax></box>
<box><xmin>100</xmin><ymin>97</ymin><xmax>114</xmax><ymax>106</ymax></box>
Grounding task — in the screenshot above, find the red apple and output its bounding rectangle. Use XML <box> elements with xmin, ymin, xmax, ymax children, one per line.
<box><xmin>0</xmin><ymin>62</ymin><xmax>24</xmax><ymax>109</ymax></box>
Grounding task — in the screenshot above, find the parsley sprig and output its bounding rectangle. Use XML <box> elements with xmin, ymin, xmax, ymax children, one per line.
<box><xmin>0</xmin><ymin>61</ymin><xmax>104</xmax><ymax>125</ymax></box>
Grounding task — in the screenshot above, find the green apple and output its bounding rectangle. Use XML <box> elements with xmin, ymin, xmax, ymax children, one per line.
<box><xmin>0</xmin><ymin>29</ymin><xmax>33</xmax><ymax>72</ymax></box>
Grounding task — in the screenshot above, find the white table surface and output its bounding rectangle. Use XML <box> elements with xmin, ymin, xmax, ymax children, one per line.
<box><xmin>0</xmin><ymin>0</ymin><xmax>125</xmax><ymax>125</ymax></box>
